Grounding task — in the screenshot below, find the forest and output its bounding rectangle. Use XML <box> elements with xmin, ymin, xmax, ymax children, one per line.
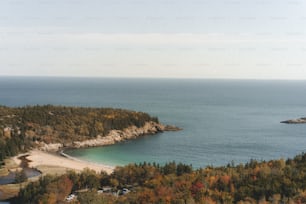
<box><xmin>0</xmin><ymin>105</ymin><xmax>158</xmax><ymax>163</ymax></box>
<box><xmin>1</xmin><ymin>105</ymin><xmax>306</xmax><ymax>203</ymax></box>
<box><xmin>13</xmin><ymin>153</ymin><xmax>306</xmax><ymax>204</ymax></box>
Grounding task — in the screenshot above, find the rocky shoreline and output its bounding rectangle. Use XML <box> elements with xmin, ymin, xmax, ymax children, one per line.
<box><xmin>37</xmin><ymin>121</ymin><xmax>181</xmax><ymax>152</ymax></box>
<box><xmin>281</xmin><ymin>117</ymin><xmax>306</xmax><ymax>124</ymax></box>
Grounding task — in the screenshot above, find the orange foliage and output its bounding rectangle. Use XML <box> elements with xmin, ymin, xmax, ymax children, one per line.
<box><xmin>47</xmin><ymin>193</ymin><xmax>57</xmax><ymax>204</ymax></box>
<box><xmin>208</xmin><ymin>176</ymin><xmax>217</xmax><ymax>186</ymax></box>
<box><xmin>137</xmin><ymin>188</ymin><xmax>156</xmax><ymax>204</ymax></box>
<box><xmin>156</xmin><ymin>186</ymin><xmax>173</xmax><ymax>203</ymax></box>
<box><xmin>57</xmin><ymin>175</ymin><xmax>73</xmax><ymax>201</ymax></box>
<box><xmin>220</xmin><ymin>175</ymin><xmax>231</xmax><ymax>185</ymax></box>
<box><xmin>201</xmin><ymin>196</ymin><xmax>217</xmax><ymax>204</ymax></box>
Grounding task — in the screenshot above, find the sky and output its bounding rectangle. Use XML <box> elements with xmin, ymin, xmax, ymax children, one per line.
<box><xmin>1</xmin><ymin>0</ymin><xmax>306</xmax><ymax>79</ymax></box>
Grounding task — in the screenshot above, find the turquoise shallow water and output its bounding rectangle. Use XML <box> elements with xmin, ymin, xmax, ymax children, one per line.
<box><xmin>1</xmin><ymin>77</ymin><xmax>306</xmax><ymax>168</ymax></box>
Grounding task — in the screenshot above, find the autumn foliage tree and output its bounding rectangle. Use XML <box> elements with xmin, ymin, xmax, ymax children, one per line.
<box><xmin>14</xmin><ymin>153</ymin><xmax>306</xmax><ymax>204</ymax></box>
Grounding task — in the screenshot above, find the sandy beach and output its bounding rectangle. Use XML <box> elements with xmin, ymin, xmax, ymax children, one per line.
<box><xmin>23</xmin><ymin>150</ymin><xmax>114</xmax><ymax>174</ymax></box>
<box><xmin>1</xmin><ymin>150</ymin><xmax>115</xmax><ymax>200</ymax></box>
<box><xmin>7</xmin><ymin>121</ymin><xmax>174</xmax><ymax>176</ymax></box>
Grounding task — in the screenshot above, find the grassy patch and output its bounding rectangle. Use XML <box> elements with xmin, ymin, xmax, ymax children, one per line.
<box><xmin>36</xmin><ymin>165</ymin><xmax>75</xmax><ymax>176</ymax></box>
<box><xmin>0</xmin><ymin>158</ymin><xmax>19</xmax><ymax>177</ymax></box>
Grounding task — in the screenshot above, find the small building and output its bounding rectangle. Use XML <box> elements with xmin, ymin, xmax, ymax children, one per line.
<box><xmin>65</xmin><ymin>194</ymin><xmax>77</xmax><ymax>202</ymax></box>
<box><xmin>102</xmin><ymin>186</ymin><xmax>112</xmax><ymax>193</ymax></box>
<box><xmin>122</xmin><ymin>188</ymin><xmax>130</xmax><ymax>195</ymax></box>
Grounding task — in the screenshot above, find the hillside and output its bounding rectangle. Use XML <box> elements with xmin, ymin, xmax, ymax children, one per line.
<box><xmin>13</xmin><ymin>153</ymin><xmax>306</xmax><ymax>204</ymax></box>
<box><xmin>0</xmin><ymin>105</ymin><xmax>160</xmax><ymax>162</ymax></box>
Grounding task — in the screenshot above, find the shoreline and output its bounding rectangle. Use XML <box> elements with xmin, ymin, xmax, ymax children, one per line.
<box><xmin>37</xmin><ymin>121</ymin><xmax>181</xmax><ymax>151</ymax></box>
<box><xmin>59</xmin><ymin>150</ymin><xmax>115</xmax><ymax>172</ymax></box>
<box><xmin>3</xmin><ymin>121</ymin><xmax>180</xmax><ymax>178</ymax></box>
<box><xmin>0</xmin><ymin>150</ymin><xmax>115</xmax><ymax>200</ymax></box>
<box><xmin>25</xmin><ymin>149</ymin><xmax>115</xmax><ymax>174</ymax></box>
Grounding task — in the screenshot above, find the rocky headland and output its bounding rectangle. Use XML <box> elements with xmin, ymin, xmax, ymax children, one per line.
<box><xmin>37</xmin><ymin>121</ymin><xmax>181</xmax><ymax>151</ymax></box>
<box><xmin>0</xmin><ymin>105</ymin><xmax>181</xmax><ymax>176</ymax></box>
<box><xmin>0</xmin><ymin>105</ymin><xmax>181</xmax><ymax>155</ymax></box>
<box><xmin>281</xmin><ymin>117</ymin><xmax>306</xmax><ymax>124</ymax></box>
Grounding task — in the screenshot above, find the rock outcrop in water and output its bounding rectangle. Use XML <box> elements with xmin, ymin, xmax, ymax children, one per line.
<box><xmin>281</xmin><ymin>117</ymin><xmax>306</xmax><ymax>124</ymax></box>
<box><xmin>37</xmin><ymin>121</ymin><xmax>181</xmax><ymax>151</ymax></box>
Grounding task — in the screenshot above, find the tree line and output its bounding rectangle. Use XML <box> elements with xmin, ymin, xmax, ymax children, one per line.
<box><xmin>0</xmin><ymin>105</ymin><xmax>159</xmax><ymax>164</ymax></box>
<box><xmin>13</xmin><ymin>153</ymin><xmax>306</xmax><ymax>204</ymax></box>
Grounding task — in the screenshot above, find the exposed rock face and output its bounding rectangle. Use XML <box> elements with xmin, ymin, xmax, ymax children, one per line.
<box><xmin>37</xmin><ymin>142</ymin><xmax>63</xmax><ymax>152</ymax></box>
<box><xmin>37</xmin><ymin>121</ymin><xmax>181</xmax><ymax>151</ymax></box>
<box><xmin>3</xmin><ymin>127</ymin><xmax>11</xmax><ymax>138</ymax></box>
<box><xmin>281</xmin><ymin>117</ymin><xmax>306</xmax><ymax>124</ymax></box>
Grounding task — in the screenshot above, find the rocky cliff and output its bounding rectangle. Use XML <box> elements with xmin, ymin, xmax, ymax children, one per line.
<box><xmin>37</xmin><ymin>121</ymin><xmax>181</xmax><ymax>151</ymax></box>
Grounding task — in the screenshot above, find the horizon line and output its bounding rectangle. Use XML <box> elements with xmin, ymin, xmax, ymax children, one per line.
<box><xmin>0</xmin><ymin>75</ymin><xmax>306</xmax><ymax>81</ymax></box>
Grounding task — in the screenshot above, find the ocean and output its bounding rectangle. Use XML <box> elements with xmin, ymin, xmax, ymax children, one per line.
<box><xmin>1</xmin><ymin>77</ymin><xmax>306</xmax><ymax>168</ymax></box>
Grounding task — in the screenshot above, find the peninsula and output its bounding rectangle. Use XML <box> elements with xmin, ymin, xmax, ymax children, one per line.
<box><xmin>0</xmin><ymin>105</ymin><xmax>180</xmax><ymax>175</ymax></box>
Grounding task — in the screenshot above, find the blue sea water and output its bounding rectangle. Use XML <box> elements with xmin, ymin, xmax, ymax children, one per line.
<box><xmin>1</xmin><ymin>77</ymin><xmax>306</xmax><ymax>168</ymax></box>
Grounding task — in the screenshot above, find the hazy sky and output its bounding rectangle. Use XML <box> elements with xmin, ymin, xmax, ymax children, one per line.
<box><xmin>1</xmin><ymin>0</ymin><xmax>306</xmax><ymax>79</ymax></box>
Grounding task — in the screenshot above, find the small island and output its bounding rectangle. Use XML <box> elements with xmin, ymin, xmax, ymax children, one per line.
<box><xmin>281</xmin><ymin>117</ymin><xmax>306</xmax><ymax>124</ymax></box>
